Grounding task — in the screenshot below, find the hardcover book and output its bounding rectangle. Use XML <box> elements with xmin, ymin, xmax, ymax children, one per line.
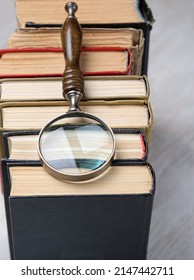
<box><xmin>8</xmin><ymin>28</ymin><xmax>144</xmax><ymax>75</ymax></box>
<box><xmin>15</xmin><ymin>0</ymin><xmax>155</xmax><ymax>74</ymax></box>
<box><xmin>0</xmin><ymin>47</ymin><xmax>132</xmax><ymax>78</ymax></box>
<box><xmin>2</xmin><ymin>129</ymin><xmax>148</xmax><ymax>162</ymax></box>
<box><xmin>16</xmin><ymin>0</ymin><xmax>153</xmax><ymax>26</ymax></box>
<box><xmin>0</xmin><ymin>99</ymin><xmax>153</xmax><ymax>157</ymax></box>
<box><xmin>2</xmin><ymin>159</ymin><xmax>155</xmax><ymax>260</ymax></box>
<box><xmin>0</xmin><ymin>75</ymin><xmax>150</xmax><ymax>102</ymax></box>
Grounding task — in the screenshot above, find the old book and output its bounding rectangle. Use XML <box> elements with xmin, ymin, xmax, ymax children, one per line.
<box><xmin>0</xmin><ymin>100</ymin><xmax>152</xmax><ymax>129</ymax></box>
<box><xmin>8</xmin><ymin>28</ymin><xmax>144</xmax><ymax>75</ymax></box>
<box><xmin>16</xmin><ymin>0</ymin><xmax>153</xmax><ymax>26</ymax></box>
<box><xmin>14</xmin><ymin>0</ymin><xmax>154</xmax><ymax>74</ymax></box>
<box><xmin>0</xmin><ymin>75</ymin><xmax>149</xmax><ymax>102</ymax></box>
<box><xmin>0</xmin><ymin>99</ymin><xmax>153</xmax><ymax>149</ymax></box>
<box><xmin>0</xmin><ymin>100</ymin><xmax>153</xmax><ymax>158</ymax></box>
<box><xmin>0</xmin><ymin>47</ymin><xmax>131</xmax><ymax>78</ymax></box>
<box><xmin>8</xmin><ymin>28</ymin><xmax>143</xmax><ymax>49</ymax></box>
<box><xmin>2</xmin><ymin>129</ymin><xmax>147</xmax><ymax>162</ymax></box>
<box><xmin>2</xmin><ymin>159</ymin><xmax>155</xmax><ymax>260</ymax></box>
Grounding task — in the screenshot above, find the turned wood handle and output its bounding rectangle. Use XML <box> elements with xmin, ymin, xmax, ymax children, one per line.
<box><xmin>61</xmin><ymin>2</ymin><xmax>85</xmax><ymax>100</ymax></box>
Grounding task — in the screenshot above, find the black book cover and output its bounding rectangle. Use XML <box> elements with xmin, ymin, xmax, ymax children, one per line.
<box><xmin>2</xmin><ymin>159</ymin><xmax>155</xmax><ymax>260</ymax></box>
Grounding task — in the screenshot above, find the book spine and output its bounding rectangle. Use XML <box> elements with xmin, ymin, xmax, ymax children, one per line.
<box><xmin>1</xmin><ymin>160</ymin><xmax>14</xmax><ymax>259</ymax></box>
<box><xmin>139</xmin><ymin>0</ymin><xmax>155</xmax><ymax>27</ymax></box>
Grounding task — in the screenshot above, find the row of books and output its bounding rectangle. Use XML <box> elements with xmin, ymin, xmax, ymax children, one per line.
<box><xmin>0</xmin><ymin>0</ymin><xmax>155</xmax><ymax>260</ymax></box>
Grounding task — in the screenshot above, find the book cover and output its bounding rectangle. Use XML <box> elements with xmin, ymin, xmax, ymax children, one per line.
<box><xmin>2</xmin><ymin>159</ymin><xmax>155</xmax><ymax>260</ymax></box>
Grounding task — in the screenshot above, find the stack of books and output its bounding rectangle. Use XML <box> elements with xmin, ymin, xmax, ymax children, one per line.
<box><xmin>0</xmin><ymin>0</ymin><xmax>155</xmax><ymax>260</ymax></box>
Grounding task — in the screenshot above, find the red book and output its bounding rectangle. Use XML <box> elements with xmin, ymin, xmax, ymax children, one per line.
<box><xmin>0</xmin><ymin>47</ymin><xmax>132</xmax><ymax>78</ymax></box>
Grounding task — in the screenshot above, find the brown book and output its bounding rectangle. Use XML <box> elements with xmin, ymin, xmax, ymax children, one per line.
<box><xmin>0</xmin><ymin>47</ymin><xmax>131</xmax><ymax>78</ymax></box>
<box><xmin>8</xmin><ymin>28</ymin><xmax>144</xmax><ymax>75</ymax></box>
<box><xmin>14</xmin><ymin>0</ymin><xmax>154</xmax><ymax>75</ymax></box>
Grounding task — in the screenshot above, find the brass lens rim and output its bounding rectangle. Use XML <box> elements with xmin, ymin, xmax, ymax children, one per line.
<box><xmin>38</xmin><ymin>111</ymin><xmax>115</xmax><ymax>182</ymax></box>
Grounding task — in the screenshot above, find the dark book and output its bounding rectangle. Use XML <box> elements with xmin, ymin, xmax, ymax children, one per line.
<box><xmin>2</xmin><ymin>159</ymin><xmax>155</xmax><ymax>260</ymax></box>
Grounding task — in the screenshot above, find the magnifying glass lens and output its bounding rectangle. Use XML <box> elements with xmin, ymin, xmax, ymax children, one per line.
<box><xmin>39</xmin><ymin>113</ymin><xmax>115</xmax><ymax>179</ymax></box>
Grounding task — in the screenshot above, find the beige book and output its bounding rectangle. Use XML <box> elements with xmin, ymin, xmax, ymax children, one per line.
<box><xmin>0</xmin><ymin>100</ymin><xmax>153</xmax><ymax>157</ymax></box>
<box><xmin>5</xmin><ymin>131</ymin><xmax>146</xmax><ymax>161</ymax></box>
<box><xmin>8</xmin><ymin>28</ymin><xmax>143</xmax><ymax>49</ymax></box>
<box><xmin>9</xmin><ymin>164</ymin><xmax>153</xmax><ymax>196</ymax></box>
<box><xmin>0</xmin><ymin>102</ymin><xmax>149</xmax><ymax>130</ymax></box>
<box><xmin>0</xmin><ymin>50</ymin><xmax>129</xmax><ymax>77</ymax></box>
<box><xmin>16</xmin><ymin>0</ymin><xmax>146</xmax><ymax>27</ymax></box>
<box><xmin>0</xmin><ymin>76</ymin><xmax>149</xmax><ymax>101</ymax></box>
<box><xmin>8</xmin><ymin>28</ymin><xmax>144</xmax><ymax>75</ymax></box>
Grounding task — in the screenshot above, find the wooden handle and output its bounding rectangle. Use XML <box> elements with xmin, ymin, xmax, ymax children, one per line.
<box><xmin>61</xmin><ymin>2</ymin><xmax>85</xmax><ymax>101</ymax></box>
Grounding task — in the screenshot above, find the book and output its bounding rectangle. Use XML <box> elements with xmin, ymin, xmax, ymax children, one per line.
<box><xmin>0</xmin><ymin>100</ymin><xmax>153</xmax><ymax>153</ymax></box>
<box><xmin>0</xmin><ymin>101</ymin><xmax>152</xmax><ymax>129</ymax></box>
<box><xmin>0</xmin><ymin>75</ymin><xmax>149</xmax><ymax>102</ymax></box>
<box><xmin>8</xmin><ymin>28</ymin><xmax>144</xmax><ymax>49</ymax></box>
<box><xmin>14</xmin><ymin>0</ymin><xmax>154</xmax><ymax>74</ymax></box>
<box><xmin>16</xmin><ymin>0</ymin><xmax>153</xmax><ymax>26</ymax></box>
<box><xmin>2</xmin><ymin>159</ymin><xmax>155</xmax><ymax>260</ymax></box>
<box><xmin>0</xmin><ymin>100</ymin><xmax>153</xmax><ymax>156</ymax></box>
<box><xmin>2</xmin><ymin>129</ymin><xmax>148</xmax><ymax>162</ymax></box>
<box><xmin>0</xmin><ymin>47</ymin><xmax>132</xmax><ymax>78</ymax></box>
<box><xmin>8</xmin><ymin>28</ymin><xmax>144</xmax><ymax>75</ymax></box>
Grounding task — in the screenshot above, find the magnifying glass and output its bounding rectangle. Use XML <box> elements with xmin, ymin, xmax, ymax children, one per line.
<box><xmin>38</xmin><ymin>2</ymin><xmax>115</xmax><ymax>182</ymax></box>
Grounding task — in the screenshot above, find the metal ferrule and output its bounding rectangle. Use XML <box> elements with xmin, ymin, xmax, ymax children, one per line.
<box><xmin>65</xmin><ymin>90</ymin><xmax>83</xmax><ymax>112</ymax></box>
